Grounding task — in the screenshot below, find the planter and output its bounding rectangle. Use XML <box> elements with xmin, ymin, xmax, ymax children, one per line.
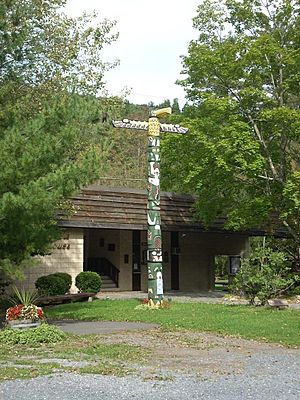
<box><xmin>7</xmin><ymin>319</ymin><xmax>41</xmax><ymax>329</ymax></box>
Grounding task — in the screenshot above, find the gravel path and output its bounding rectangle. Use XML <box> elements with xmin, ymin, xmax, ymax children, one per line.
<box><xmin>0</xmin><ymin>356</ymin><xmax>299</xmax><ymax>400</ymax></box>
<box><xmin>0</xmin><ymin>328</ymin><xmax>299</xmax><ymax>400</ymax></box>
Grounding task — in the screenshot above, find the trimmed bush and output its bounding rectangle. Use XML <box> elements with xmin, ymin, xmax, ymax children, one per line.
<box><xmin>51</xmin><ymin>272</ymin><xmax>72</xmax><ymax>291</ymax></box>
<box><xmin>35</xmin><ymin>273</ymin><xmax>72</xmax><ymax>296</ymax></box>
<box><xmin>75</xmin><ymin>271</ymin><xmax>102</xmax><ymax>293</ymax></box>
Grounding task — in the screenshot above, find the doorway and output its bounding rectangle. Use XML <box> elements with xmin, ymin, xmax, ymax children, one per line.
<box><xmin>171</xmin><ymin>231</ymin><xmax>180</xmax><ymax>290</ymax></box>
<box><xmin>132</xmin><ymin>230</ymin><xmax>141</xmax><ymax>290</ymax></box>
<box><xmin>214</xmin><ymin>255</ymin><xmax>229</xmax><ymax>291</ymax></box>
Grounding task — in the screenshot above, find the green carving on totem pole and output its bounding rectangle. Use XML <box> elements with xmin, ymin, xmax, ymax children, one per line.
<box><xmin>112</xmin><ymin>107</ymin><xmax>188</xmax><ymax>304</ymax></box>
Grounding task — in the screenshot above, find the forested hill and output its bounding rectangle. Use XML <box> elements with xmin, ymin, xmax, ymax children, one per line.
<box><xmin>96</xmin><ymin>98</ymin><xmax>182</xmax><ymax>190</ymax></box>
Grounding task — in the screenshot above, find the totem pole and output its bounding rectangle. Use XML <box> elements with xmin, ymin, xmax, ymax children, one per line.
<box><xmin>113</xmin><ymin>107</ymin><xmax>188</xmax><ymax>303</ymax></box>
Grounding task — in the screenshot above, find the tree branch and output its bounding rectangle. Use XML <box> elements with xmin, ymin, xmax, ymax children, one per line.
<box><xmin>246</xmin><ymin>113</ymin><xmax>281</xmax><ymax>183</ymax></box>
<box><xmin>282</xmin><ymin>220</ymin><xmax>300</xmax><ymax>244</ymax></box>
<box><xmin>264</xmin><ymin>53</ymin><xmax>279</xmax><ymax>103</ymax></box>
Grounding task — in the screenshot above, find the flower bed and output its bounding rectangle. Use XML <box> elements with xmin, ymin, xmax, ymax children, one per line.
<box><xmin>6</xmin><ymin>304</ymin><xmax>44</xmax><ymax>321</ymax></box>
<box><xmin>6</xmin><ymin>304</ymin><xmax>45</xmax><ymax>329</ymax></box>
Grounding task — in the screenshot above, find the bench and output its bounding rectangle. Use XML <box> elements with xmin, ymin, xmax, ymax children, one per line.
<box><xmin>36</xmin><ymin>293</ymin><xmax>96</xmax><ymax>306</ymax></box>
<box><xmin>267</xmin><ymin>299</ymin><xmax>289</xmax><ymax>309</ymax></box>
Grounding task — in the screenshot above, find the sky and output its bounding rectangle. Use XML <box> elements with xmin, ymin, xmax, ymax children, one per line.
<box><xmin>64</xmin><ymin>0</ymin><xmax>200</xmax><ymax>107</ymax></box>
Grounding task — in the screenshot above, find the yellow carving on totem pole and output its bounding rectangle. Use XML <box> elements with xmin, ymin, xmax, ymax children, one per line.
<box><xmin>148</xmin><ymin>107</ymin><xmax>172</xmax><ymax>136</ymax></box>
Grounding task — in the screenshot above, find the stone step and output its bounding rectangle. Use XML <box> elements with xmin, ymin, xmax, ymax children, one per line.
<box><xmin>101</xmin><ymin>275</ymin><xmax>118</xmax><ymax>290</ymax></box>
<box><xmin>101</xmin><ymin>287</ymin><xmax>120</xmax><ymax>292</ymax></box>
<box><xmin>101</xmin><ymin>275</ymin><xmax>113</xmax><ymax>281</ymax></box>
<box><xmin>102</xmin><ymin>282</ymin><xmax>117</xmax><ymax>288</ymax></box>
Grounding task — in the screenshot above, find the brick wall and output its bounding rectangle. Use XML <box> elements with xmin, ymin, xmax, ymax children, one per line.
<box><xmin>14</xmin><ymin>229</ymin><xmax>84</xmax><ymax>293</ymax></box>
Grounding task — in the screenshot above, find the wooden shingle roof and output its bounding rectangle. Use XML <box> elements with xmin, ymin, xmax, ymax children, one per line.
<box><xmin>58</xmin><ymin>185</ymin><xmax>287</xmax><ymax>236</ymax></box>
<box><xmin>58</xmin><ymin>185</ymin><xmax>225</xmax><ymax>232</ymax></box>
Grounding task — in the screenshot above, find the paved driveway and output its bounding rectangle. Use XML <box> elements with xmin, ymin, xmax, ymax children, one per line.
<box><xmin>48</xmin><ymin>319</ymin><xmax>159</xmax><ymax>334</ymax></box>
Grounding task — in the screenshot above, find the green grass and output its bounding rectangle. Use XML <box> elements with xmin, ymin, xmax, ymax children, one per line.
<box><xmin>45</xmin><ymin>299</ymin><xmax>300</xmax><ymax>347</ymax></box>
<box><xmin>0</xmin><ymin>335</ymin><xmax>147</xmax><ymax>381</ymax></box>
<box><xmin>0</xmin><ymin>300</ymin><xmax>299</xmax><ymax>381</ymax></box>
<box><xmin>0</xmin><ymin>364</ymin><xmax>61</xmax><ymax>381</ymax></box>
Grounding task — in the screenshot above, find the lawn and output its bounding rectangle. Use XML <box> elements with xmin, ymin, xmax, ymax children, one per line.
<box><xmin>45</xmin><ymin>299</ymin><xmax>300</xmax><ymax>347</ymax></box>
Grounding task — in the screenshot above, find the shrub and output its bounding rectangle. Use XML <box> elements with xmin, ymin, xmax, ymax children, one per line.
<box><xmin>291</xmin><ymin>285</ymin><xmax>300</xmax><ymax>296</ymax></box>
<box><xmin>9</xmin><ymin>286</ymin><xmax>39</xmax><ymax>306</ymax></box>
<box><xmin>0</xmin><ymin>274</ymin><xmax>11</xmax><ymax>296</ymax></box>
<box><xmin>51</xmin><ymin>272</ymin><xmax>72</xmax><ymax>291</ymax></box>
<box><xmin>35</xmin><ymin>273</ymin><xmax>71</xmax><ymax>296</ymax></box>
<box><xmin>230</xmin><ymin>247</ymin><xmax>297</xmax><ymax>305</ymax></box>
<box><xmin>75</xmin><ymin>271</ymin><xmax>102</xmax><ymax>293</ymax></box>
<box><xmin>0</xmin><ymin>323</ymin><xmax>67</xmax><ymax>345</ymax></box>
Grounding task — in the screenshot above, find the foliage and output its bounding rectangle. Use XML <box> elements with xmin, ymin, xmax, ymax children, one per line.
<box><xmin>250</xmin><ymin>236</ymin><xmax>300</xmax><ymax>272</ymax></box>
<box><xmin>51</xmin><ymin>272</ymin><xmax>72</xmax><ymax>291</ymax></box>
<box><xmin>9</xmin><ymin>286</ymin><xmax>39</xmax><ymax>306</ymax></box>
<box><xmin>98</xmin><ymin>98</ymin><xmax>182</xmax><ymax>190</ymax></box>
<box><xmin>291</xmin><ymin>286</ymin><xmax>300</xmax><ymax>296</ymax></box>
<box><xmin>0</xmin><ymin>323</ymin><xmax>67</xmax><ymax>345</ymax></box>
<box><xmin>0</xmin><ymin>92</ymin><xmax>115</xmax><ymax>280</ymax></box>
<box><xmin>0</xmin><ymin>0</ymin><xmax>119</xmax><ymax>279</ymax></box>
<box><xmin>215</xmin><ymin>255</ymin><xmax>229</xmax><ymax>278</ymax></box>
<box><xmin>45</xmin><ymin>299</ymin><xmax>300</xmax><ymax>347</ymax></box>
<box><xmin>75</xmin><ymin>271</ymin><xmax>102</xmax><ymax>293</ymax></box>
<box><xmin>102</xmin><ymin>125</ymin><xmax>148</xmax><ymax>189</ymax></box>
<box><xmin>162</xmin><ymin>0</ymin><xmax>300</xmax><ymax>246</ymax></box>
<box><xmin>230</xmin><ymin>247</ymin><xmax>297</xmax><ymax>305</ymax></box>
<box><xmin>6</xmin><ymin>303</ymin><xmax>44</xmax><ymax>321</ymax></box>
<box><xmin>35</xmin><ymin>273</ymin><xmax>71</xmax><ymax>296</ymax></box>
<box><xmin>0</xmin><ymin>273</ymin><xmax>11</xmax><ymax>296</ymax></box>
<box><xmin>171</xmin><ymin>98</ymin><xmax>181</xmax><ymax>115</ymax></box>
<box><xmin>0</xmin><ymin>0</ymin><xmax>118</xmax><ymax>94</ymax></box>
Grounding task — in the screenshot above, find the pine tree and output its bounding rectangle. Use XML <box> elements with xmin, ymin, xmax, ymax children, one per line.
<box><xmin>0</xmin><ymin>0</ymin><xmax>118</xmax><ymax>278</ymax></box>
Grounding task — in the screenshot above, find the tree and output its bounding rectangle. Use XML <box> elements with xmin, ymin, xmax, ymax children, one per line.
<box><xmin>156</xmin><ymin>99</ymin><xmax>171</xmax><ymax>109</ymax></box>
<box><xmin>0</xmin><ymin>0</ymin><xmax>118</xmax><ymax>94</ymax></box>
<box><xmin>230</xmin><ymin>246</ymin><xmax>296</xmax><ymax>305</ymax></box>
<box><xmin>171</xmin><ymin>98</ymin><xmax>181</xmax><ymax>114</ymax></box>
<box><xmin>162</xmin><ymin>0</ymin><xmax>300</xmax><ymax>246</ymax></box>
<box><xmin>0</xmin><ymin>0</ymin><xmax>119</xmax><ymax>279</ymax></box>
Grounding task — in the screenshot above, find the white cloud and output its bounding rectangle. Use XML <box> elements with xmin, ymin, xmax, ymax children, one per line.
<box><xmin>64</xmin><ymin>0</ymin><xmax>200</xmax><ymax>106</ymax></box>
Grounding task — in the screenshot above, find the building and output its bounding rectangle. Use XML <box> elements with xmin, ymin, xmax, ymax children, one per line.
<box><xmin>20</xmin><ymin>186</ymin><xmax>250</xmax><ymax>292</ymax></box>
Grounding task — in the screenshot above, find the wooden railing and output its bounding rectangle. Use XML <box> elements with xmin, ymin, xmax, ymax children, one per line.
<box><xmin>87</xmin><ymin>257</ymin><xmax>120</xmax><ymax>287</ymax></box>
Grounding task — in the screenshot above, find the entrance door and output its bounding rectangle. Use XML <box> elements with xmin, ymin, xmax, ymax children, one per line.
<box><xmin>171</xmin><ymin>231</ymin><xmax>180</xmax><ymax>290</ymax></box>
<box><xmin>132</xmin><ymin>230</ymin><xmax>141</xmax><ymax>291</ymax></box>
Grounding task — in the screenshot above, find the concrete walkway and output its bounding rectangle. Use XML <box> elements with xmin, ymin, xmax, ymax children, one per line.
<box><xmin>48</xmin><ymin>319</ymin><xmax>159</xmax><ymax>335</ymax></box>
<box><xmin>97</xmin><ymin>290</ymin><xmax>229</xmax><ymax>303</ymax></box>
<box><xmin>97</xmin><ymin>290</ymin><xmax>300</xmax><ymax>307</ymax></box>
